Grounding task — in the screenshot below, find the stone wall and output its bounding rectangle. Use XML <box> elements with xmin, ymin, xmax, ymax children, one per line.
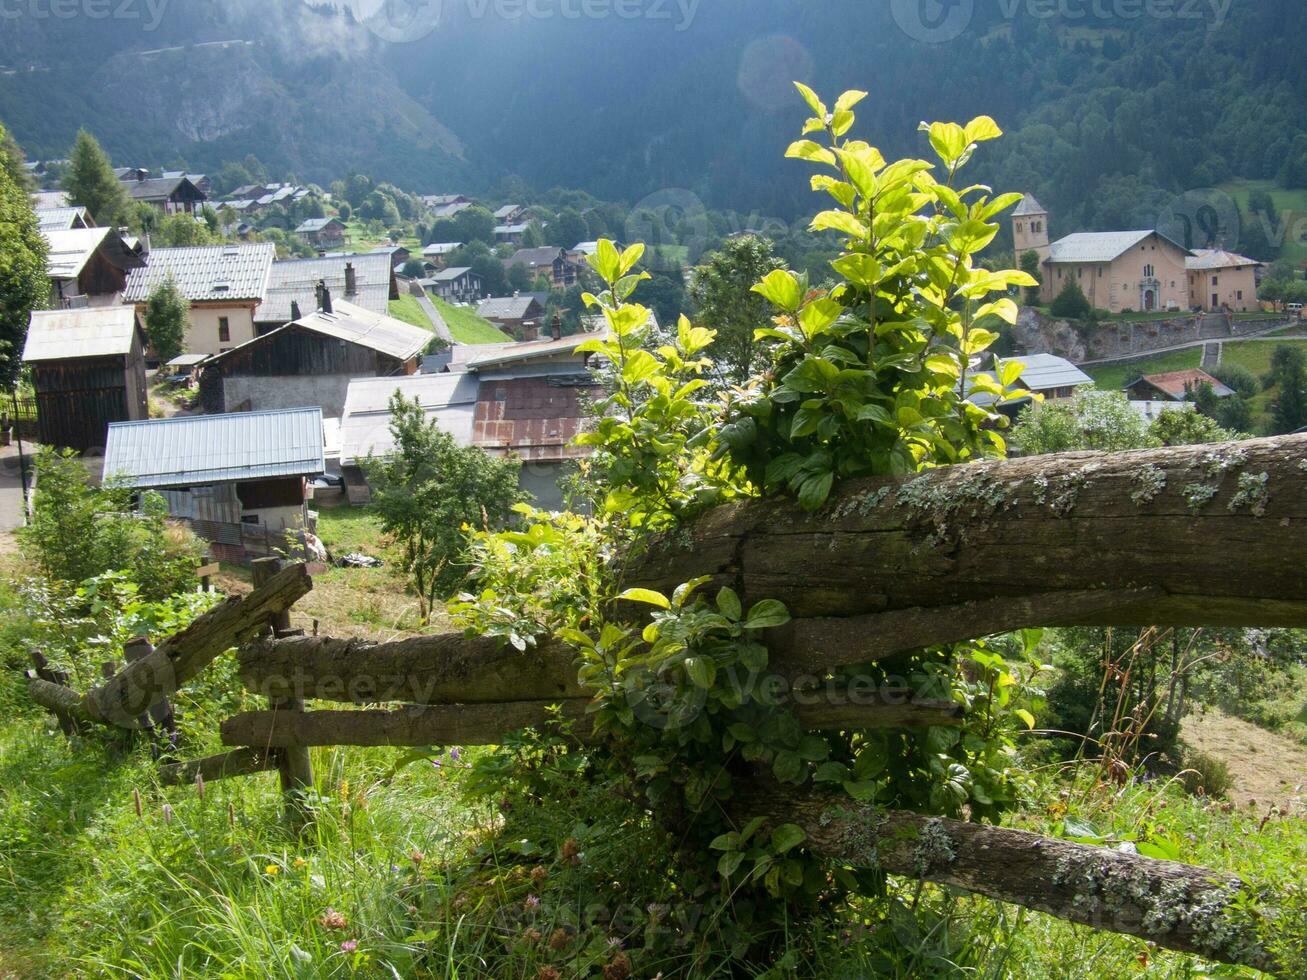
<box><xmin>1012</xmin><ymin>308</ymin><xmax>1289</xmax><ymax>363</ymax></box>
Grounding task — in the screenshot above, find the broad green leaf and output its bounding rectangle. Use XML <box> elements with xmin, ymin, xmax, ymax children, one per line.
<box><xmin>717</xmin><ymin>851</ymin><xmax>746</xmax><ymax>878</ymax></box>
<box><xmin>786</xmin><ymin>140</ymin><xmax>836</xmax><ymax>167</ymax></box>
<box><xmin>797</xmin><ymin>471</ymin><xmax>835</xmax><ymax>511</ymax></box>
<box><xmin>964</xmin><ymin>115</ymin><xmax>1003</xmax><ymax>144</ymax></box>
<box><xmin>752</xmin><ymin>269</ymin><xmax>805</xmax><ymax>312</ymax></box>
<box><xmin>684</xmin><ymin>656</ymin><xmax>716</xmax><ymax>689</ymax></box>
<box><xmin>744</xmin><ymin>599</ymin><xmax>791</xmax><ymax>630</ymax></box>
<box><xmin>770</xmin><ymin>823</ymin><xmax>806</xmax><ymax>854</ymax></box>
<box><xmin>835</xmin><ymin>89</ymin><xmax>868</xmax><ymax>113</ymax></box>
<box><xmin>716</xmin><ymin>587</ymin><xmax>742</xmax><ymax>621</ymax></box>
<box><xmin>592</xmin><ymin>239</ymin><xmax>621</xmax><ymax>283</ymax></box>
<box><xmin>617</xmin><ymin>588</ymin><xmax>670</xmax><ymax>609</ymax></box>
<box><xmin>793</xmin><ymin>81</ymin><xmax>826</xmax><ymax>117</ymax></box>
<box><xmin>831</xmin><ymin>253</ymin><xmax>881</xmax><ymax>288</ymax></box>
<box><xmin>810</xmin><ymin>210</ymin><xmax>868</xmax><ymax>239</ymax></box>
<box><xmin>1013</xmin><ymin>708</ymin><xmax>1036</xmax><ymax>730</ymax></box>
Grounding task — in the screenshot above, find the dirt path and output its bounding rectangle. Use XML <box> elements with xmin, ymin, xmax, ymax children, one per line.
<box><xmin>1183</xmin><ymin>709</ymin><xmax>1307</xmax><ymax>812</ymax></box>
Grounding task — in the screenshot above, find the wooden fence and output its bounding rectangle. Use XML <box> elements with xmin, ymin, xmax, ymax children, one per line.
<box><xmin>23</xmin><ymin>433</ymin><xmax>1307</xmax><ymax>975</ymax></box>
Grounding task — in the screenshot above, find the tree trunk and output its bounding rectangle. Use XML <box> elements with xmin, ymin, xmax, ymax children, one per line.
<box><xmin>158</xmin><ymin>748</ymin><xmax>279</xmax><ymax>786</ymax></box>
<box><xmin>738</xmin><ymin>788</ymin><xmax>1279</xmax><ymax>974</ymax></box>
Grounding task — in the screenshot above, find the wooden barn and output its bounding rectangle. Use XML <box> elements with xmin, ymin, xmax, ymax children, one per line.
<box><xmin>199</xmin><ymin>297</ymin><xmax>430</xmax><ymax>418</ymax></box>
<box><xmin>44</xmin><ymin>227</ymin><xmax>144</xmax><ymax>306</ymax></box>
<box><xmin>21</xmin><ymin>307</ymin><xmax>148</xmax><ymax>452</ymax></box>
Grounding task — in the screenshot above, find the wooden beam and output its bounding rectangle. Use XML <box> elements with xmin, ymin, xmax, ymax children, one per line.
<box><xmin>737</xmin><ymin>788</ymin><xmax>1279</xmax><ymax>974</ymax></box>
<box><xmin>158</xmin><ymin>748</ymin><xmax>279</xmax><ymax>786</ymax></box>
<box><xmin>83</xmin><ymin>562</ymin><xmax>312</xmax><ymax>726</ymax></box>
<box><xmin>220</xmin><ymin>695</ymin><xmax>962</xmax><ymax>749</ymax></box>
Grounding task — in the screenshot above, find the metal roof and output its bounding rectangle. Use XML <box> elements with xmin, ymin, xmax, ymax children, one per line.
<box><xmin>1006</xmin><ymin>353</ymin><xmax>1092</xmax><ymax>391</ymax></box>
<box><xmin>296</xmin><ymin>217</ymin><xmax>343</xmax><ymax>233</ymax></box>
<box><xmin>430</xmin><ymin>266</ymin><xmax>475</xmax><ymax>282</ymax></box>
<box><xmin>464</xmin><ymin>329</ymin><xmax>606</xmax><ymax>370</ymax></box>
<box><xmin>340</xmin><ymin>373</ymin><xmax>480</xmax><ymax>464</ymax></box>
<box><xmin>477</xmin><ymin>296</ymin><xmax>541</xmax><ymax>320</ymax></box>
<box><xmin>125</xmin><ymin>176</ymin><xmax>202</xmax><ymax>202</ymax></box>
<box><xmin>260</xmin><ymin>253</ymin><xmax>396</xmax><ymax>323</ymax></box>
<box><xmin>122</xmin><ymin>243</ymin><xmax>275</xmax><ymax>304</ymax></box>
<box><xmin>35</xmin><ymin>206</ymin><xmax>90</xmax><ymax>232</ymax></box>
<box><xmin>43</xmin><ymin>226</ymin><xmax>112</xmax><ymax>280</ymax></box>
<box><xmin>507</xmin><ymin>247</ymin><xmax>568</xmax><ymax>268</ymax></box>
<box><xmin>1047</xmin><ymin>230</ymin><xmax>1191</xmax><ymax>264</ymax></box>
<box><xmin>167</xmin><ymin>353</ymin><xmax>210</xmax><ymax>367</ymax></box>
<box><xmin>495</xmin><ymin>223</ymin><xmax>530</xmax><ymax>235</ymax></box>
<box><xmin>494</xmin><ymin>204</ymin><xmax>523</xmax><ymax>218</ymax></box>
<box><xmin>422</xmin><ymin>242</ymin><xmax>462</xmax><ymax>255</ymax></box>
<box><xmin>31</xmin><ymin>190</ymin><xmax>69</xmax><ymax>209</ymax></box>
<box><xmin>103</xmin><ymin>407</ymin><xmax>325</xmax><ymax>489</ymax></box>
<box><xmin>287</xmin><ymin>299</ymin><xmax>430</xmax><ymax>360</ymax></box>
<box><xmin>23</xmin><ymin>306</ymin><xmax>139</xmax><ymax>362</ymax></box>
<box><xmin>1186</xmin><ymin>248</ymin><xmax>1262</xmax><ymax>271</ymax></box>
<box><xmin>1012</xmin><ymin>194</ymin><xmax>1046</xmax><ymax>217</ymax></box>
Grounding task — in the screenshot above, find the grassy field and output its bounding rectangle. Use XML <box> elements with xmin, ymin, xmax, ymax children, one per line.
<box><xmin>387</xmin><ymin>295</ymin><xmax>434</xmax><ymax>332</ymax></box>
<box><xmin>1218</xmin><ymin>178</ymin><xmax>1307</xmax><ymax>267</ymax></box>
<box><xmin>1082</xmin><ymin>346</ymin><xmax>1202</xmax><ymax>391</ymax></box>
<box><xmin>1219</xmin><ymin>338</ymin><xmax>1307</xmax><ymax>379</ymax></box>
<box><xmin>431</xmin><ymin>298</ymin><xmax>510</xmax><ymax>344</ymax></box>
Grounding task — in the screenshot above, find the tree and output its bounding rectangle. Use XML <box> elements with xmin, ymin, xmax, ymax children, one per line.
<box><xmin>1151</xmin><ymin>408</ymin><xmax>1241</xmax><ymax>445</ymax></box>
<box><xmin>545</xmin><ymin>208</ymin><xmax>589</xmax><ymax>249</ymax></box>
<box><xmin>453</xmin><ymin>206</ymin><xmax>496</xmax><ymax>246</ymax></box>
<box><xmin>63</xmin><ymin>130</ymin><xmax>129</xmax><ymax>228</ymax></box>
<box><xmin>688</xmin><ymin>235</ymin><xmax>785</xmax><ymax>384</ymax></box>
<box><xmin>337</xmin><ymin>201</ymin><xmax>352</xmax><ymax>222</ymax></box>
<box><xmin>402</xmin><ymin>257</ymin><xmax>426</xmax><ymax>279</ymax></box>
<box><xmin>144</xmin><ymin>275</ymin><xmax>189</xmax><ymax>363</ymax></box>
<box><xmin>506</xmin><ymin>261</ymin><xmax>533</xmax><ymax>292</ymax></box>
<box><xmin>0</xmin><ymin>124</ymin><xmax>33</xmax><ymax>192</ymax></box>
<box><xmin>0</xmin><ymin>123</ymin><xmax>48</xmax><ymax>388</ymax></box>
<box><xmin>1020</xmin><ymin>249</ymin><xmax>1042</xmax><ymax>305</ymax></box>
<box><xmin>1270</xmin><ymin>347</ymin><xmax>1307</xmax><ymax>433</ymax></box>
<box><xmin>362</xmin><ymin>393</ymin><xmax>524</xmax><ymax>621</ymax></box>
<box><xmin>153</xmin><ymin>213</ymin><xmax>217</xmax><ymax>248</ymax></box>
<box><xmin>1049</xmin><ymin>277</ymin><xmax>1091</xmax><ymax>319</ymax></box>
<box><xmin>1011</xmin><ymin>390</ymin><xmax>1156</xmax><ymax>454</ymax></box>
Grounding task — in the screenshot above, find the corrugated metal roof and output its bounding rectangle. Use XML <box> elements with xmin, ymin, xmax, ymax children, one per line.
<box><xmin>1186</xmin><ymin>248</ymin><xmax>1262</xmax><ymax>271</ymax></box>
<box><xmin>430</xmin><ymin>266</ymin><xmax>474</xmax><ymax>282</ymax></box>
<box><xmin>23</xmin><ymin>306</ymin><xmax>139</xmax><ymax>362</ymax></box>
<box><xmin>260</xmin><ymin>253</ymin><xmax>396</xmax><ymax>323</ymax></box>
<box><xmin>478</xmin><ymin>296</ymin><xmax>540</xmax><ymax>320</ymax></box>
<box><xmin>35</xmin><ymin>206</ymin><xmax>90</xmax><ymax>232</ymax></box>
<box><xmin>125</xmin><ymin>176</ymin><xmax>199</xmax><ymax>202</ymax></box>
<box><xmin>31</xmin><ymin>190</ymin><xmax>69</xmax><ymax>209</ymax></box>
<box><xmin>1007</xmin><ymin>353</ymin><xmax>1093</xmax><ymax>391</ymax></box>
<box><xmin>464</xmin><ymin>330</ymin><xmax>605</xmax><ymax>370</ymax></box>
<box><xmin>296</xmin><ymin>217</ymin><xmax>343</xmax><ymax>233</ymax></box>
<box><xmin>43</xmin><ymin>226</ymin><xmax>111</xmax><ymax>280</ymax></box>
<box><xmin>340</xmin><ymin>373</ymin><xmax>480</xmax><ymax>464</ymax></box>
<box><xmin>122</xmin><ymin>243</ymin><xmax>275</xmax><ymax>304</ymax></box>
<box><xmin>103</xmin><ymin>407</ymin><xmax>325</xmax><ymax>489</ymax></box>
<box><xmin>282</xmin><ymin>299</ymin><xmax>429</xmax><ymax>360</ymax></box>
<box><xmin>422</xmin><ymin>242</ymin><xmax>462</xmax><ymax>255</ymax></box>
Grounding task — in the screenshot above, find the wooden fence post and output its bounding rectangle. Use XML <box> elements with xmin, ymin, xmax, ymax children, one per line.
<box><xmin>124</xmin><ymin>637</ymin><xmax>177</xmax><ymax>756</ymax></box>
<box><xmin>251</xmin><ymin>557</ymin><xmax>315</xmax><ymax>826</ymax></box>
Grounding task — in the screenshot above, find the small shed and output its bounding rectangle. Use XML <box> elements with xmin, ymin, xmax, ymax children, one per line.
<box><xmin>22</xmin><ymin>306</ymin><xmax>148</xmax><ymax>452</ymax></box>
<box><xmin>1126</xmin><ymin>369</ymin><xmax>1235</xmax><ymax>403</ymax></box>
<box><xmin>103</xmin><ymin>407</ymin><xmax>326</xmax><ymax>563</ymax></box>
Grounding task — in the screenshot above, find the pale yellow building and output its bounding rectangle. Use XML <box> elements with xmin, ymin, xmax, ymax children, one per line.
<box><xmin>1014</xmin><ymin>196</ymin><xmax>1260</xmax><ymax>315</ymax></box>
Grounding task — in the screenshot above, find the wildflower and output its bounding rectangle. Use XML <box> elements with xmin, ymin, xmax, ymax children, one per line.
<box><xmin>294</xmin><ymin>857</ymin><xmax>308</xmax><ymax>868</ymax></box>
<box><xmin>339</xmin><ymin>780</ymin><xmax>350</xmax><ymax>801</ymax></box>
<box><xmin>536</xmin><ymin>968</ymin><xmax>561</xmax><ymax>980</ymax></box>
<box><xmin>607</xmin><ymin>937</ymin><xmax>623</xmax><ymax>948</ymax></box>
<box><xmin>265</xmin><ymin>864</ymin><xmax>280</xmax><ymax>876</ymax></box>
<box><xmin>195</xmin><ymin>772</ymin><xmax>206</xmax><ymax>800</ymax></box>
<box><xmin>548</xmin><ymin>928</ymin><xmax>570</xmax><ymax>951</ymax></box>
<box><xmin>603</xmin><ymin>952</ymin><xmax>632</xmax><ymax>980</ymax></box>
<box><xmin>561</xmin><ymin>838</ymin><xmax>581</xmax><ymax>866</ymax></box>
<box><xmin>530</xmin><ymin>865</ymin><xmax>548</xmax><ymax>885</ymax></box>
<box><xmin>132</xmin><ymin>788</ymin><xmax>142</xmax><ymax>818</ymax></box>
<box><xmin>409</xmin><ymin>850</ymin><xmax>425</xmax><ymax>865</ymax></box>
<box><xmin>449</xmin><ymin>747</ymin><xmax>461</xmax><ymax>762</ymax></box>
<box><xmin>340</xmin><ymin>940</ymin><xmax>359</xmax><ymax>953</ymax></box>
<box><xmin>523</xmin><ymin>894</ymin><xmax>540</xmax><ymax>911</ymax></box>
<box><xmin>320</xmin><ymin>908</ymin><xmax>348</xmax><ymax>930</ymax></box>
<box><xmin>520</xmin><ymin>928</ymin><xmax>542</xmax><ymax>945</ymax></box>
<box><xmin>161</xmin><ymin>803</ymin><xmax>173</xmax><ymax>825</ymax></box>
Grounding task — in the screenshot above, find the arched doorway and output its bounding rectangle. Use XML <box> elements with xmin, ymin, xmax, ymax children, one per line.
<box><xmin>1143</xmin><ymin>289</ymin><xmax>1157</xmax><ymax>311</ymax></box>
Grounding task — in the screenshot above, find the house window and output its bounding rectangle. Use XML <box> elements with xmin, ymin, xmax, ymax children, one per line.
<box><xmin>1143</xmin><ymin>264</ymin><xmax>1154</xmax><ymax>278</ymax></box>
<box><xmin>218</xmin><ymin>317</ymin><xmax>230</xmax><ymax>342</ymax></box>
<box><xmin>1212</xmin><ymin>275</ymin><xmax>1219</xmax><ymax>286</ymax></box>
<box><xmin>1056</xmin><ymin>268</ymin><xmax>1062</xmax><ymax>279</ymax></box>
<box><xmin>1099</xmin><ymin>268</ymin><xmax>1104</xmax><ymax>277</ymax></box>
<box><xmin>1237</xmin><ymin>290</ymin><xmax>1244</xmax><ymax>300</ymax></box>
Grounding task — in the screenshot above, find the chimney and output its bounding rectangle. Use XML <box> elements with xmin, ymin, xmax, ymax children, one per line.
<box><xmin>290</xmin><ymin>299</ymin><xmax>303</xmax><ymax>321</ymax></box>
<box><xmin>550</xmin><ymin>313</ymin><xmax>562</xmax><ymax>341</ymax></box>
<box><xmin>345</xmin><ymin>261</ymin><xmax>357</xmax><ymax>297</ymax></box>
<box><xmin>322</xmin><ymin>284</ymin><xmax>333</xmax><ymax>315</ymax></box>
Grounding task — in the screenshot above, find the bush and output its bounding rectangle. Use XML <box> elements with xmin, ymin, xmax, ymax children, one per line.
<box><xmin>1180</xmin><ymin>748</ymin><xmax>1234</xmax><ymax>799</ymax></box>
<box><xmin>1050</xmin><ymin>278</ymin><xmax>1092</xmax><ymax>320</ymax></box>
<box><xmin>20</xmin><ymin>449</ymin><xmax>203</xmax><ymax>600</ymax></box>
<box><xmin>1211</xmin><ymin>363</ymin><xmax>1259</xmax><ymax>399</ymax></box>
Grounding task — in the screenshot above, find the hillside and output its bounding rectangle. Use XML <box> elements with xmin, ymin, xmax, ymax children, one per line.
<box><xmin>3</xmin><ymin>0</ymin><xmax>1307</xmax><ymax>257</ymax></box>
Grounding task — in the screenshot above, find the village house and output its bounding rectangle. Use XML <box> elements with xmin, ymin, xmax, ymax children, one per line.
<box><xmin>494</xmin><ymin>223</ymin><xmax>530</xmax><ymax>246</ymax></box>
<box><xmin>121</xmin><ymin>243</ymin><xmax>276</xmax><ymax>357</ymax></box>
<box><xmin>35</xmin><ymin>206</ymin><xmax>92</xmax><ymax>232</ymax></box>
<box><xmin>477</xmin><ymin>294</ymin><xmax>545</xmax><ymax>340</ymax></box>
<box><xmin>102</xmin><ymin>407</ymin><xmax>326</xmax><ymax>564</ymax></box>
<box><xmin>199</xmin><ymin>295</ymin><xmax>430</xmax><ymax>418</ymax></box>
<box><xmin>966</xmin><ymin>353</ymin><xmax>1092</xmax><ymax>419</ymax></box>
<box><xmin>1125</xmin><ymin>368</ymin><xmax>1235</xmax><ymax>403</ymax></box>
<box><xmin>371</xmin><ymin>244</ymin><xmax>413</xmax><ymax>273</ymax></box>
<box><xmin>162</xmin><ymin>171</ymin><xmax>212</xmax><ymax>197</ymax></box>
<box><xmin>31</xmin><ymin>189</ymin><xmax>70</xmax><ymax>210</ymax></box>
<box><xmin>504</xmin><ymin>246</ymin><xmax>581</xmax><ymax>289</ymax></box>
<box><xmin>120</xmin><ymin>172</ymin><xmax>208</xmax><ymax>215</ymax></box>
<box><xmin>1185</xmin><ymin>249</ymin><xmax>1261</xmax><ymax>313</ymax></box>
<box><xmin>424</xmin><ymin>194</ymin><xmax>474</xmax><ymax>219</ymax></box>
<box><xmin>340</xmin><ymin>324</ymin><xmax>604</xmax><ymax>509</ymax></box>
<box><xmin>258</xmin><ymin>253</ymin><xmax>399</xmax><ymax>331</ymax></box>
<box><xmin>427</xmin><ymin>266</ymin><xmax>484</xmax><ymax>303</ymax></box>
<box><xmin>421</xmin><ymin>242</ymin><xmax>462</xmax><ymax>269</ymax></box>
<box><xmin>44</xmin><ymin>226</ymin><xmax>144</xmax><ymax>308</ymax></box>
<box><xmin>494</xmin><ymin>204</ymin><xmax>528</xmax><ymax>224</ymax></box>
<box><xmin>295</xmin><ymin>217</ymin><xmax>348</xmax><ymax>250</ymax></box>
<box><xmin>22</xmin><ymin>306</ymin><xmax>149</xmax><ymax>452</ymax></box>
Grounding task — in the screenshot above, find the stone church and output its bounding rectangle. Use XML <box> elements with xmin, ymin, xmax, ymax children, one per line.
<box><xmin>1013</xmin><ymin>196</ymin><xmax>1260</xmax><ymax>315</ymax></box>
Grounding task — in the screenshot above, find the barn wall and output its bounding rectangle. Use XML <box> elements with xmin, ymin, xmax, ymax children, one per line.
<box><xmin>31</xmin><ymin>356</ymin><xmax>132</xmax><ymax>451</ymax></box>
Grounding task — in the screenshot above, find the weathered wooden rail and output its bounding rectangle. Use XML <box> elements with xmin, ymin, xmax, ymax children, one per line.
<box><xmin>21</xmin><ymin>436</ymin><xmax>1307</xmax><ymax>976</ymax></box>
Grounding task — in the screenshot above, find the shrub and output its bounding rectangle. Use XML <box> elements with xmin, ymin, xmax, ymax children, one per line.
<box><xmin>1180</xmin><ymin>748</ymin><xmax>1234</xmax><ymax>799</ymax></box>
<box><xmin>1050</xmin><ymin>278</ymin><xmax>1092</xmax><ymax>320</ymax></box>
<box><xmin>1211</xmin><ymin>363</ymin><xmax>1258</xmax><ymax>399</ymax></box>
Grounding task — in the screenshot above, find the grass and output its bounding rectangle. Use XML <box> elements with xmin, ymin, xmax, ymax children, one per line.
<box><xmin>387</xmin><ymin>294</ymin><xmax>434</xmax><ymax>332</ymax></box>
<box><xmin>1219</xmin><ymin>339</ymin><xmax>1307</xmax><ymax>379</ymax></box>
<box><xmin>1218</xmin><ymin>178</ymin><xmax>1307</xmax><ymax>267</ymax></box>
<box><xmin>1082</xmin><ymin>347</ymin><xmax>1202</xmax><ymax>391</ymax></box>
<box><xmin>431</xmin><ymin>298</ymin><xmax>510</xmax><ymax>344</ymax></box>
